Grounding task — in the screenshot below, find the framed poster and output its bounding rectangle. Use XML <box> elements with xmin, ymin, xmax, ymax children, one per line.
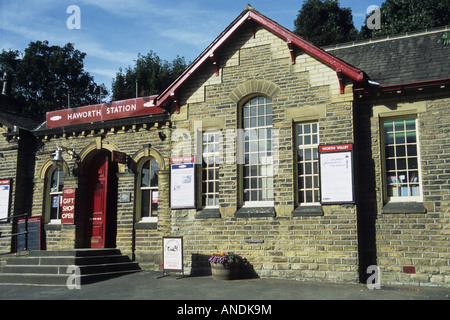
<box><xmin>0</xmin><ymin>179</ymin><xmax>12</xmax><ymax>220</ymax></box>
<box><xmin>170</xmin><ymin>156</ymin><xmax>196</xmax><ymax>209</ymax></box>
<box><xmin>16</xmin><ymin>216</ymin><xmax>41</xmax><ymax>252</ymax></box>
<box><xmin>319</xmin><ymin>144</ymin><xmax>355</xmax><ymax>204</ymax></box>
<box><xmin>163</xmin><ymin>236</ymin><xmax>184</xmax><ymax>274</ymax></box>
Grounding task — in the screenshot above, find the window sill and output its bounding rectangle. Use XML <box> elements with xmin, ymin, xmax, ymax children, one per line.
<box><xmin>195</xmin><ymin>208</ymin><xmax>221</xmax><ymax>219</ymax></box>
<box><xmin>134</xmin><ymin>221</ymin><xmax>157</xmax><ymax>229</ymax></box>
<box><xmin>292</xmin><ymin>205</ymin><xmax>323</xmax><ymax>217</ymax></box>
<box><xmin>44</xmin><ymin>223</ymin><xmax>61</xmax><ymax>231</ymax></box>
<box><xmin>381</xmin><ymin>202</ymin><xmax>427</xmax><ymax>214</ymax></box>
<box><xmin>235</xmin><ymin>207</ymin><xmax>276</xmax><ymax>218</ymax></box>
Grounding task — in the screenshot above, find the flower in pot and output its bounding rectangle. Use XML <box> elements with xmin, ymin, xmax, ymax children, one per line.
<box><xmin>209</xmin><ymin>251</ymin><xmax>247</xmax><ymax>280</ymax></box>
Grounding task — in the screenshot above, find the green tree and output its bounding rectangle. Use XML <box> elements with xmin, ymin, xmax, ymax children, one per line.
<box><xmin>112</xmin><ymin>51</ymin><xmax>187</xmax><ymax>101</ymax></box>
<box><xmin>360</xmin><ymin>0</ymin><xmax>450</xmax><ymax>39</ymax></box>
<box><xmin>0</xmin><ymin>41</ymin><xmax>108</xmax><ymax>119</ymax></box>
<box><xmin>294</xmin><ymin>0</ymin><xmax>358</xmax><ymax>47</ymax></box>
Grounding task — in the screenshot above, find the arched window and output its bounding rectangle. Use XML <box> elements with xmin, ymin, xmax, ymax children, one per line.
<box><xmin>139</xmin><ymin>158</ymin><xmax>159</xmax><ymax>220</ymax></box>
<box><xmin>48</xmin><ymin>167</ymin><xmax>64</xmax><ymax>221</ymax></box>
<box><xmin>243</xmin><ymin>96</ymin><xmax>274</xmax><ymax>204</ymax></box>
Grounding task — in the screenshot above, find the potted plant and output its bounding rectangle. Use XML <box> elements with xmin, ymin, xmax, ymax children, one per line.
<box><xmin>209</xmin><ymin>251</ymin><xmax>246</xmax><ymax>280</ymax></box>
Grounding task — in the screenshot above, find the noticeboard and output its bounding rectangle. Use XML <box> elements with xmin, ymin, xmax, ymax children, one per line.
<box><xmin>163</xmin><ymin>236</ymin><xmax>184</xmax><ymax>274</ymax></box>
<box><xmin>16</xmin><ymin>216</ymin><xmax>41</xmax><ymax>252</ymax></box>
<box><xmin>0</xmin><ymin>179</ymin><xmax>12</xmax><ymax>220</ymax></box>
<box><xmin>170</xmin><ymin>157</ymin><xmax>196</xmax><ymax>209</ymax></box>
<box><xmin>319</xmin><ymin>144</ymin><xmax>355</xmax><ymax>204</ymax></box>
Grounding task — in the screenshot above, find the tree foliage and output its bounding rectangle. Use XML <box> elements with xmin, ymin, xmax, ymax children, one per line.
<box><xmin>0</xmin><ymin>41</ymin><xmax>107</xmax><ymax>119</ymax></box>
<box><xmin>111</xmin><ymin>51</ymin><xmax>187</xmax><ymax>101</ymax></box>
<box><xmin>360</xmin><ymin>0</ymin><xmax>450</xmax><ymax>39</ymax></box>
<box><xmin>294</xmin><ymin>0</ymin><xmax>450</xmax><ymax>46</ymax></box>
<box><xmin>294</xmin><ymin>0</ymin><xmax>358</xmax><ymax>47</ymax></box>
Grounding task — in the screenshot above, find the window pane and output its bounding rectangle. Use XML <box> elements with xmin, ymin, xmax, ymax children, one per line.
<box><xmin>296</xmin><ymin>122</ymin><xmax>320</xmax><ymax>204</ymax></box>
<box><xmin>383</xmin><ymin>118</ymin><xmax>420</xmax><ymax>199</ymax></box>
<box><xmin>141</xmin><ymin>189</ymin><xmax>151</xmax><ymax>218</ymax></box>
<box><xmin>141</xmin><ymin>161</ymin><xmax>150</xmax><ymax>187</ymax></box>
<box><xmin>202</xmin><ymin>131</ymin><xmax>220</xmax><ymax>207</ymax></box>
<box><xmin>150</xmin><ymin>159</ymin><xmax>159</xmax><ymax>187</ymax></box>
<box><xmin>151</xmin><ymin>191</ymin><xmax>158</xmax><ymax>216</ymax></box>
<box><xmin>242</xmin><ymin>96</ymin><xmax>273</xmax><ymax>202</ymax></box>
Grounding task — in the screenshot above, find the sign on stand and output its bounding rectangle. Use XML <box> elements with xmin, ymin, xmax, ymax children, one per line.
<box><xmin>319</xmin><ymin>144</ymin><xmax>355</xmax><ymax>204</ymax></box>
<box><xmin>162</xmin><ymin>236</ymin><xmax>184</xmax><ymax>276</ymax></box>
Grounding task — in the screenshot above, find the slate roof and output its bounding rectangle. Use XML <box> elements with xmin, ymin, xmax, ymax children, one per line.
<box><xmin>325</xmin><ymin>27</ymin><xmax>450</xmax><ymax>86</ymax></box>
<box><xmin>0</xmin><ymin>96</ymin><xmax>41</xmax><ymax>131</ymax></box>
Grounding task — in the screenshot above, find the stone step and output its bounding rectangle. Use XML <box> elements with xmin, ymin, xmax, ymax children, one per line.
<box><xmin>0</xmin><ymin>269</ymin><xmax>139</xmax><ymax>286</ymax></box>
<box><xmin>0</xmin><ymin>249</ymin><xmax>141</xmax><ymax>286</ymax></box>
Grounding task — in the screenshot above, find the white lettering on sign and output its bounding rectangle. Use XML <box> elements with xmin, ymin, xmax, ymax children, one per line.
<box><xmin>68</xmin><ymin>109</ymin><xmax>102</xmax><ymax>120</ymax></box>
<box><xmin>106</xmin><ymin>104</ymin><xmax>136</xmax><ymax>114</ymax></box>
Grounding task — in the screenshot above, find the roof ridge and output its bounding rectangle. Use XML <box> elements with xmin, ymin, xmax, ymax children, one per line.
<box><xmin>325</xmin><ymin>25</ymin><xmax>449</xmax><ymax>51</ymax></box>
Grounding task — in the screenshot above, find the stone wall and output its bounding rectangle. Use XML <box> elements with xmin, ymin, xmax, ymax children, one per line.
<box><xmin>166</xmin><ymin>22</ymin><xmax>360</xmax><ymax>282</ymax></box>
<box><xmin>357</xmin><ymin>92</ymin><xmax>450</xmax><ymax>286</ymax></box>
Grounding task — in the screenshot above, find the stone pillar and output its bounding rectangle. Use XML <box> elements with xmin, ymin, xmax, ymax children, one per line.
<box><xmin>156</xmin><ymin>169</ymin><xmax>170</xmax><ymax>235</ymax></box>
<box><xmin>116</xmin><ymin>171</ymin><xmax>135</xmax><ymax>259</ymax></box>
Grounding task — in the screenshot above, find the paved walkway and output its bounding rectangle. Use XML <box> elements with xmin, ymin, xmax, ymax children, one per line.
<box><xmin>0</xmin><ymin>271</ymin><xmax>449</xmax><ymax>301</ymax></box>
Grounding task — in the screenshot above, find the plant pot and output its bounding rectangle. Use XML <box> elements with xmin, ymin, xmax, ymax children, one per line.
<box><xmin>210</xmin><ymin>262</ymin><xmax>240</xmax><ymax>280</ymax></box>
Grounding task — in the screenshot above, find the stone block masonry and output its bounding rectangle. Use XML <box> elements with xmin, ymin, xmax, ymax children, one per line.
<box><xmin>167</xmin><ymin>22</ymin><xmax>360</xmax><ymax>283</ymax></box>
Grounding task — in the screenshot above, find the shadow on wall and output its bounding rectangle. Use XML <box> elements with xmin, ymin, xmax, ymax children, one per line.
<box><xmin>190</xmin><ymin>254</ymin><xmax>259</xmax><ymax>279</ymax></box>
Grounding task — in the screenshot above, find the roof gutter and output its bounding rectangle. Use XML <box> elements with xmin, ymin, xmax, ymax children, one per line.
<box><xmin>355</xmin><ymin>78</ymin><xmax>450</xmax><ymax>96</ymax></box>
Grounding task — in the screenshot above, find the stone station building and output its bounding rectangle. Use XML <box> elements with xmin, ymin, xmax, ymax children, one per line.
<box><xmin>0</xmin><ymin>7</ymin><xmax>449</xmax><ymax>286</ymax></box>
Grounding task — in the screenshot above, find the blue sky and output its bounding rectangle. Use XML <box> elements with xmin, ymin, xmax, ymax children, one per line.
<box><xmin>0</xmin><ymin>0</ymin><xmax>383</xmax><ymax>98</ymax></box>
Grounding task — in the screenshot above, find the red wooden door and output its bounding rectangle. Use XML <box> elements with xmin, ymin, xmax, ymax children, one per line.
<box><xmin>89</xmin><ymin>155</ymin><xmax>109</xmax><ymax>248</ymax></box>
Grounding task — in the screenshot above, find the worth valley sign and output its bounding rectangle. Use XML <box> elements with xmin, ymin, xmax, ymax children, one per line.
<box><xmin>46</xmin><ymin>95</ymin><xmax>165</xmax><ymax>129</ymax></box>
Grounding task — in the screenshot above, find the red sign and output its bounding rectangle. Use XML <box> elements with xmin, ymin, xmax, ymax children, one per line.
<box><xmin>46</xmin><ymin>96</ymin><xmax>164</xmax><ymax>129</ymax></box>
<box><xmin>112</xmin><ymin>150</ymin><xmax>127</xmax><ymax>164</ymax></box>
<box><xmin>319</xmin><ymin>144</ymin><xmax>353</xmax><ymax>153</ymax></box>
<box><xmin>61</xmin><ymin>188</ymin><xmax>76</xmax><ymax>224</ymax></box>
<box><xmin>170</xmin><ymin>156</ymin><xmax>195</xmax><ymax>164</ymax></box>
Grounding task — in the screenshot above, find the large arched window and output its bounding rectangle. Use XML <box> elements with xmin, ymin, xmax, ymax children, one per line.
<box><xmin>48</xmin><ymin>167</ymin><xmax>64</xmax><ymax>222</ymax></box>
<box><xmin>139</xmin><ymin>158</ymin><xmax>159</xmax><ymax>220</ymax></box>
<box><xmin>243</xmin><ymin>96</ymin><xmax>274</xmax><ymax>205</ymax></box>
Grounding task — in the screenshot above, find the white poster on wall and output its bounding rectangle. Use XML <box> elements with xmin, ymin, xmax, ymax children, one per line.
<box><xmin>319</xmin><ymin>144</ymin><xmax>355</xmax><ymax>204</ymax></box>
<box><xmin>0</xmin><ymin>179</ymin><xmax>11</xmax><ymax>220</ymax></box>
<box><xmin>170</xmin><ymin>157</ymin><xmax>196</xmax><ymax>209</ymax></box>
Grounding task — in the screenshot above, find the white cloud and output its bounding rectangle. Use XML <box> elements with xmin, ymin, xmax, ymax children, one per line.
<box><xmin>90</xmin><ymin>68</ymin><xmax>117</xmax><ymax>79</ymax></box>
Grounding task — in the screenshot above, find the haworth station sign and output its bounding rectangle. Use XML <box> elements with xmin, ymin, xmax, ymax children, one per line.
<box><xmin>46</xmin><ymin>96</ymin><xmax>164</xmax><ymax>129</ymax></box>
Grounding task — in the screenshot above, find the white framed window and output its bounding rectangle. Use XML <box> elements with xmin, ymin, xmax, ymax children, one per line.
<box><xmin>202</xmin><ymin>130</ymin><xmax>220</xmax><ymax>208</ymax></box>
<box><xmin>48</xmin><ymin>167</ymin><xmax>64</xmax><ymax>222</ymax></box>
<box><xmin>140</xmin><ymin>158</ymin><xmax>159</xmax><ymax>221</ymax></box>
<box><xmin>382</xmin><ymin>118</ymin><xmax>422</xmax><ymax>202</ymax></box>
<box><xmin>296</xmin><ymin>122</ymin><xmax>320</xmax><ymax>205</ymax></box>
<box><xmin>243</xmin><ymin>96</ymin><xmax>274</xmax><ymax>206</ymax></box>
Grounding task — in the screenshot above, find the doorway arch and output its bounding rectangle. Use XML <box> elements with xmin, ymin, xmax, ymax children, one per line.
<box><xmin>79</xmin><ymin>148</ymin><xmax>118</xmax><ymax>248</ymax></box>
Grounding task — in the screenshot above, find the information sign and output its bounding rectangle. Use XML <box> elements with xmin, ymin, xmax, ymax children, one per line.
<box><xmin>319</xmin><ymin>144</ymin><xmax>355</xmax><ymax>204</ymax></box>
<box><xmin>163</xmin><ymin>236</ymin><xmax>184</xmax><ymax>273</ymax></box>
<box><xmin>16</xmin><ymin>216</ymin><xmax>41</xmax><ymax>252</ymax></box>
<box><xmin>0</xmin><ymin>179</ymin><xmax>11</xmax><ymax>220</ymax></box>
<box><xmin>61</xmin><ymin>188</ymin><xmax>76</xmax><ymax>224</ymax></box>
<box><xmin>170</xmin><ymin>157</ymin><xmax>196</xmax><ymax>209</ymax></box>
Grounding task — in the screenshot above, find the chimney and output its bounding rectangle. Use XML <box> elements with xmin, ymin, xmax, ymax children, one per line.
<box><xmin>2</xmin><ymin>72</ymin><xmax>10</xmax><ymax>96</ymax></box>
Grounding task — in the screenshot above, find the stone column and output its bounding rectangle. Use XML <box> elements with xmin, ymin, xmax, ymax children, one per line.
<box><xmin>116</xmin><ymin>171</ymin><xmax>135</xmax><ymax>259</ymax></box>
